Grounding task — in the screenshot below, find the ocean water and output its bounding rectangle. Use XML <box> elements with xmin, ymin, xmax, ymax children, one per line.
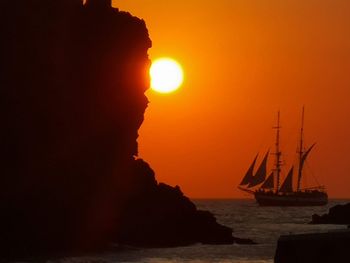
<box><xmin>50</xmin><ymin>199</ymin><xmax>349</xmax><ymax>263</ymax></box>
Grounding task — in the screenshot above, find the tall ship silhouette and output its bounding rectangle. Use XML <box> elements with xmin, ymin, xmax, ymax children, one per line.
<box><xmin>238</xmin><ymin>108</ymin><xmax>328</xmax><ymax>206</ymax></box>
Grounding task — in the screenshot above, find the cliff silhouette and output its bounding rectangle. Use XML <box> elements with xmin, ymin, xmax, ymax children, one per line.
<box><xmin>0</xmin><ymin>0</ymin><xmax>236</xmax><ymax>260</ymax></box>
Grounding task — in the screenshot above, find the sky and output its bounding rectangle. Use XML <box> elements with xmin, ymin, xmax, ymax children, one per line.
<box><xmin>115</xmin><ymin>0</ymin><xmax>350</xmax><ymax>198</ymax></box>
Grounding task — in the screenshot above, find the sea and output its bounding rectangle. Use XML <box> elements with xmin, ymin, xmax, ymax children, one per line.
<box><xmin>48</xmin><ymin>199</ymin><xmax>349</xmax><ymax>263</ymax></box>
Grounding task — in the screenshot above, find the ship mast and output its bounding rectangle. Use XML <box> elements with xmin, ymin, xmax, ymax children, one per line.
<box><xmin>297</xmin><ymin>106</ymin><xmax>305</xmax><ymax>191</ymax></box>
<box><xmin>273</xmin><ymin>111</ymin><xmax>282</xmax><ymax>193</ymax></box>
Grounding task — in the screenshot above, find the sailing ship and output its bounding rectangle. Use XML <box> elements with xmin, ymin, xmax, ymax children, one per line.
<box><xmin>238</xmin><ymin>108</ymin><xmax>328</xmax><ymax>206</ymax></box>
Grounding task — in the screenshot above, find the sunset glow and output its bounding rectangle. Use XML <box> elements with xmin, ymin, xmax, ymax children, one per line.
<box><xmin>118</xmin><ymin>0</ymin><xmax>350</xmax><ymax>199</ymax></box>
<box><xmin>150</xmin><ymin>58</ymin><xmax>183</xmax><ymax>93</ymax></box>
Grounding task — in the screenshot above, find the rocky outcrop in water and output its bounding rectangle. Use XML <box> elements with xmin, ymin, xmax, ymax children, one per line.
<box><xmin>0</xmin><ymin>0</ymin><xmax>238</xmax><ymax>260</ymax></box>
<box><xmin>115</xmin><ymin>160</ymin><xmax>234</xmax><ymax>247</ymax></box>
<box><xmin>275</xmin><ymin>230</ymin><xmax>350</xmax><ymax>263</ymax></box>
<box><xmin>311</xmin><ymin>203</ymin><xmax>350</xmax><ymax>225</ymax></box>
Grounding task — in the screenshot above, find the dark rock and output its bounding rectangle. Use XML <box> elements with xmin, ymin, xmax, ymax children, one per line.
<box><xmin>275</xmin><ymin>230</ymin><xmax>350</xmax><ymax>263</ymax></box>
<box><xmin>114</xmin><ymin>172</ymin><xmax>234</xmax><ymax>247</ymax></box>
<box><xmin>233</xmin><ymin>237</ymin><xmax>257</xmax><ymax>245</ymax></box>
<box><xmin>310</xmin><ymin>203</ymin><xmax>350</xmax><ymax>224</ymax></box>
<box><xmin>1</xmin><ymin>0</ymin><xmax>151</xmax><ymax>258</ymax></box>
<box><xmin>0</xmin><ymin>0</ymin><xmax>241</xmax><ymax>259</ymax></box>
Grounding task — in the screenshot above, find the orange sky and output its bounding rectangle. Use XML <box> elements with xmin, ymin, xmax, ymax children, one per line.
<box><xmin>114</xmin><ymin>0</ymin><xmax>350</xmax><ymax>198</ymax></box>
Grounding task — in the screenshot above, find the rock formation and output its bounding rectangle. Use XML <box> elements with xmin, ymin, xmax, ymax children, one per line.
<box><xmin>275</xmin><ymin>231</ymin><xmax>350</xmax><ymax>263</ymax></box>
<box><xmin>114</xmin><ymin>160</ymin><xmax>234</xmax><ymax>247</ymax></box>
<box><xmin>0</xmin><ymin>0</ymin><xmax>237</xmax><ymax>260</ymax></box>
<box><xmin>311</xmin><ymin>203</ymin><xmax>350</xmax><ymax>225</ymax></box>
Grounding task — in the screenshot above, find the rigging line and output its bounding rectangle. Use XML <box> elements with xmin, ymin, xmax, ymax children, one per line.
<box><xmin>304</xmin><ymin>161</ymin><xmax>321</xmax><ymax>186</ymax></box>
<box><xmin>281</xmin><ymin>121</ymin><xmax>299</xmax><ymax>171</ymax></box>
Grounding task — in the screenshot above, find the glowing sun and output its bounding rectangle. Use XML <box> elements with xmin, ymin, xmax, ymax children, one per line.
<box><xmin>150</xmin><ymin>58</ymin><xmax>184</xmax><ymax>93</ymax></box>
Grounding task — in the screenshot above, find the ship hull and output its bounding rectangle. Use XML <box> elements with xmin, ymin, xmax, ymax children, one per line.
<box><xmin>254</xmin><ymin>191</ymin><xmax>328</xmax><ymax>206</ymax></box>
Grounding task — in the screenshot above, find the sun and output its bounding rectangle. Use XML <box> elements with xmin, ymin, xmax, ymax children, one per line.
<box><xmin>150</xmin><ymin>58</ymin><xmax>184</xmax><ymax>93</ymax></box>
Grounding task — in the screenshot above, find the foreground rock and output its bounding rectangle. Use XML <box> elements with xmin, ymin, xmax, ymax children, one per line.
<box><xmin>311</xmin><ymin>203</ymin><xmax>350</xmax><ymax>224</ymax></box>
<box><xmin>0</xmin><ymin>0</ymin><xmax>250</xmax><ymax>260</ymax></box>
<box><xmin>114</xmin><ymin>160</ymin><xmax>235</xmax><ymax>247</ymax></box>
<box><xmin>114</xmin><ymin>160</ymin><xmax>256</xmax><ymax>247</ymax></box>
<box><xmin>275</xmin><ymin>230</ymin><xmax>350</xmax><ymax>263</ymax></box>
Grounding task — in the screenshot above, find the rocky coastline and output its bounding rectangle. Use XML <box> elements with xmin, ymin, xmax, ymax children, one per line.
<box><xmin>275</xmin><ymin>202</ymin><xmax>350</xmax><ymax>263</ymax></box>
<box><xmin>0</xmin><ymin>0</ymin><xmax>253</xmax><ymax>260</ymax></box>
<box><xmin>275</xmin><ymin>230</ymin><xmax>350</xmax><ymax>263</ymax></box>
<box><xmin>310</xmin><ymin>203</ymin><xmax>350</xmax><ymax>225</ymax></box>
